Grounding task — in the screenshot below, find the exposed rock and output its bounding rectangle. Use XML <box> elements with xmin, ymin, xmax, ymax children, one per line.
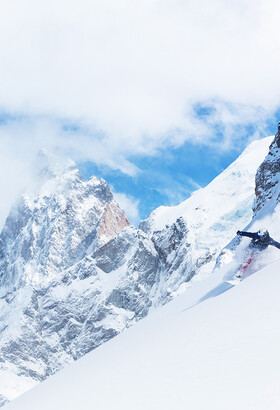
<box><xmin>254</xmin><ymin>124</ymin><xmax>280</xmax><ymax>214</ymax></box>
<box><xmin>0</xmin><ymin>396</ymin><xmax>8</xmax><ymax>407</ymax></box>
<box><xmin>98</xmin><ymin>201</ymin><xmax>129</xmax><ymax>246</ymax></box>
<box><xmin>0</xmin><ymin>164</ymin><xmax>128</xmax><ymax>290</ymax></box>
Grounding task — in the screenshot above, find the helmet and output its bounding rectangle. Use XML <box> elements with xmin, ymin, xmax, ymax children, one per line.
<box><xmin>258</xmin><ymin>229</ymin><xmax>269</xmax><ymax>238</ymax></box>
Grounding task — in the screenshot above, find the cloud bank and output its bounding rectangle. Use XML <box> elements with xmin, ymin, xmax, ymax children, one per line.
<box><xmin>0</xmin><ymin>0</ymin><xmax>278</xmax><ymax>140</ymax></box>
<box><xmin>0</xmin><ymin>0</ymin><xmax>279</xmax><ymax>224</ymax></box>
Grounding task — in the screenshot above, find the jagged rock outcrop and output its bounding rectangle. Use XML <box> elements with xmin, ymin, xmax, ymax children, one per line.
<box><xmin>98</xmin><ymin>201</ymin><xmax>129</xmax><ymax>246</ymax></box>
<box><xmin>0</xmin><ymin>159</ymin><xmax>131</xmax><ymax>404</ymax></box>
<box><xmin>254</xmin><ymin>124</ymin><xmax>280</xmax><ymax>214</ymax></box>
<box><xmin>0</xmin><ymin>398</ymin><xmax>7</xmax><ymax>408</ymax></box>
<box><xmin>0</xmin><ymin>161</ymin><xmax>129</xmax><ymax>289</ymax></box>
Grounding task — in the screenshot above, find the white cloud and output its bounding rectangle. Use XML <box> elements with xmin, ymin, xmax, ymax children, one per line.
<box><xmin>112</xmin><ymin>191</ymin><xmax>140</xmax><ymax>225</ymax></box>
<box><xmin>0</xmin><ymin>0</ymin><xmax>278</xmax><ymax>143</ymax></box>
<box><xmin>0</xmin><ymin>0</ymin><xmax>279</xmax><ymax>224</ymax></box>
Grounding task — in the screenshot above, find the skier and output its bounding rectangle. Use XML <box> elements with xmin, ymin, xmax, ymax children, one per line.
<box><xmin>235</xmin><ymin>229</ymin><xmax>280</xmax><ymax>278</ymax></box>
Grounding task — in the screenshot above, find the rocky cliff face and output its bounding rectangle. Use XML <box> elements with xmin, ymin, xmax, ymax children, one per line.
<box><xmin>254</xmin><ymin>124</ymin><xmax>280</xmax><ymax>214</ymax></box>
<box><xmin>0</xmin><ymin>161</ymin><xmax>129</xmax><ymax>289</ymax></box>
<box><xmin>0</xmin><ymin>159</ymin><xmax>131</xmax><ymax>403</ymax></box>
<box><xmin>0</xmin><ymin>137</ymin><xmax>273</xmax><ymax>405</ymax></box>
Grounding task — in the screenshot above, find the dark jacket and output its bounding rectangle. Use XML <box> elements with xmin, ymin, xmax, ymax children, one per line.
<box><xmin>237</xmin><ymin>231</ymin><xmax>280</xmax><ymax>251</ymax></box>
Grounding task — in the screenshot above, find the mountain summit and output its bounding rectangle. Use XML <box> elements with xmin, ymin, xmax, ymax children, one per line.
<box><xmin>0</xmin><ymin>160</ymin><xmax>129</xmax><ymax>289</ymax></box>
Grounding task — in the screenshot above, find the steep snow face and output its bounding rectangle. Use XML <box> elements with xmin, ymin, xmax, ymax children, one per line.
<box><xmin>254</xmin><ymin>127</ymin><xmax>280</xmax><ymax>214</ymax></box>
<box><xmin>6</xmin><ymin>258</ymin><xmax>280</xmax><ymax>410</ymax></box>
<box><xmin>215</xmin><ymin>128</ymin><xmax>280</xmax><ymax>283</ymax></box>
<box><xmin>139</xmin><ymin>136</ymin><xmax>273</xmax><ymax>299</ymax></box>
<box><xmin>0</xmin><ymin>136</ymin><xmax>273</xmax><ymax>406</ymax></box>
<box><xmin>0</xmin><ymin>161</ymin><xmax>129</xmax><ymax>289</ymax></box>
<box><xmin>219</xmin><ymin>133</ymin><xmax>280</xmax><ymax>283</ymax></box>
<box><xmin>141</xmin><ymin>137</ymin><xmax>273</xmax><ymax>234</ymax></box>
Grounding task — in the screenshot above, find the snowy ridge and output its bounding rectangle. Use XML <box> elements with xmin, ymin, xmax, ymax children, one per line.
<box><xmin>254</xmin><ymin>128</ymin><xmax>280</xmax><ymax>213</ymax></box>
<box><xmin>139</xmin><ymin>136</ymin><xmax>273</xmax><ymax>298</ymax></box>
<box><xmin>141</xmin><ymin>136</ymin><xmax>273</xmax><ymax>233</ymax></box>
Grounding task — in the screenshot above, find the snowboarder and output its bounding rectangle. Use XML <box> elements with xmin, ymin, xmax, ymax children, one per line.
<box><xmin>237</xmin><ymin>229</ymin><xmax>280</xmax><ymax>250</ymax></box>
<box><xmin>235</xmin><ymin>229</ymin><xmax>280</xmax><ymax>278</ymax></box>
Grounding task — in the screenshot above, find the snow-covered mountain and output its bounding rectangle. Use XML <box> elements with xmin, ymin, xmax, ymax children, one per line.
<box><xmin>5</xmin><ymin>128</ymin><xmax>280</xmax><ymax>410</ymax></box>
<box><xmin>0</xmin><ymin>156</ymin><xmax>130</xmax><ymax>405</ymax></box>
<box><xmin>0</xmin><ymin>136</ymin><xmax>273</xmax><ymax>406</ymax></box>
<box><xmin>0</xmin><ymin>156</ymin><xmax>129</xmax><ymax>289</ymax></box>
<box><xmin>139</xmin><ymin>136</ymin><xmax>273</xmax><ymax>301</ymax></box>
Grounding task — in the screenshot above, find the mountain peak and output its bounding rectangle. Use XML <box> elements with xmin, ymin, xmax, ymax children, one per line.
<box><xmin>0</xmin><ymin>159</ymin><xmax>129</xmax><ymax>289</ymax></box>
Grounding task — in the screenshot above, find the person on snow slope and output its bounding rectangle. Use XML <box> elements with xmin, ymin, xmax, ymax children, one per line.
<box><xmin>235</xmin><ymin>229</ymin><xmax>280</xmax><ymax>278</ymax></box>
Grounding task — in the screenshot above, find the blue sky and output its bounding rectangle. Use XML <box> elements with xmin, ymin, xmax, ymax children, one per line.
<box><xmin>78</xmin><ymin>142</ymin><xmax>237</xmax><ymax>223</ymax></box>
<box><xmin>0</xmin><ymin>1</ymin><xmax>280</xmax><ymax>228</ymax></box>
<box><xmin>0</xmin><ymin>104</ymin><xmax>278</xmax><ymax>228</ymax></box>
<box><xmin>78</xmin><ymin>112</ymin><xmax>280</xmax><ymax>224</ymax></box>
<box><xmin>0</xmin><ymin>104</ymin><xmax>279</xmax><ymax>228</ymax></box>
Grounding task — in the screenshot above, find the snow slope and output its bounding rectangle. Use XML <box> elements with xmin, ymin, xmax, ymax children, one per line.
<box><xmin>5</xmin><ymin>257</ymin><xmax>280</xmax><ymax>410</ymax></box>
